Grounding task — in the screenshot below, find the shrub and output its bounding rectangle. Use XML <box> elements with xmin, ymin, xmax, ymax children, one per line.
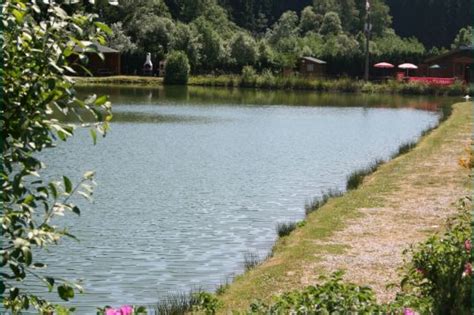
<box><xmin>346</xmin><ymin>159</ymin><xmax>384</xmax><ymax>190</ymax></box>
<box><xmin>397</xmin><ymin>197</ymin><xmax>471</xmax><ymax>315</ymax></box>
<box><xmin>249</xmin><ymin>271</ymin><xmax>386</xmax><ymax>313</ymax></box>
<box><xmin>276</xmin><ymin>221</ymin><xmax>297</xmax><ymax>237</ymax></box>
<box><xmin>240</xmin><ymin>65</ymin><xmax>257</xmax><ymax>87</ymax></box>
<box><xmin>164</xmin><ymin>51</ymin><xmax>190</xmax><ymax>85</ymax></box>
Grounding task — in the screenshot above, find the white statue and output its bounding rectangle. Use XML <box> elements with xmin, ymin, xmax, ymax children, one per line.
<box><xmin>143</xmin><ymin>53</ymin><xmax>153</xmax><ymax>71</ymax></box>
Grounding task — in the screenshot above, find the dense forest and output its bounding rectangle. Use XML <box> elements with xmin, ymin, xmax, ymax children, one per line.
<box><xmin>79</xmin><ymin>0</ymin><xmax>472</xmax><ymax>76</ymax></box>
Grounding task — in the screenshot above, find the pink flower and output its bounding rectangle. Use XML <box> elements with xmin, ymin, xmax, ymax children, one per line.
<box><xmin>415</xmin><ymin>268</ymin><xmax>426</xmax><ymax>276</ymax></box>
<box><xmin>120</xmin><ymin>305</ymin><xmax>134</xmax><ymax>315</ymax></box>
<box><xmin>465</xmin><ymin>239</ymin><xmax>471</xmax><ymax>252</ymax></box>
<box><xmin>462</xmin><ymin>262</ymin><xmax>472</xmax><ymax>278</ymax></box>
<box><xmin>105</xmin><ymin>308</ymin><xmax>121</xmax><ymax>315</ymax></box>
<box><xmin>403</xmin><ymin>308</ymin><xmax>419</xmax><ymax>315</ymax></box>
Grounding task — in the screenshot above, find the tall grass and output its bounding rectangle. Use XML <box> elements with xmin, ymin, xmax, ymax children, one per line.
<box><xmin>276</xmin><ymin>222</ymin><xmax>297</xmax><ymax>237</ymax></box>
<box><xmin>243</xmin><ymin>251</ymin><xmax>261</xmax><ymax>272</ymax></box>
<box><xmin>153</xmin><ymin>290</ymin><xmax>203</xmax><ymax>315</ymax></box>
<box><xmin>346</xmin><ymin>159</ymin><xmax>385</xmax><ymax>190</ymax></box>
<box><xmin>393</xmin><ymin>141</ymin><xmax>417</xmax><ymax>158</ymax></box>
<box><xmin>305</xmin><ymin>188</ymin><xmax>344</xmax><ymax>216</ymax></box>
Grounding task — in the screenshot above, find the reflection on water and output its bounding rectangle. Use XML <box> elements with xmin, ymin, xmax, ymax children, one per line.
<box><xmin>35</xmin><ymin>85</ymin><xmax>444</xmax><ymax>313</ymax></box>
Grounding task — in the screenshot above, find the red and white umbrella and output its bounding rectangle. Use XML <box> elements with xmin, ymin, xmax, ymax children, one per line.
<box><xmin>374</xmin><ymin>62</ymin><xmax>394</xmax><ymax>69</ymax></box>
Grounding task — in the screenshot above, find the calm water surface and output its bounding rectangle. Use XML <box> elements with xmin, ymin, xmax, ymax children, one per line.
<box><xmin>36</xmin><ymin>86</ymin><xmax>443</xmax><ymax>312</ymax></box>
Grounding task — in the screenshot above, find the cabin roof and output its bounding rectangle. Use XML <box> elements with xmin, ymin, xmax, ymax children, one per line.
<box><xmin>73</xmin><ymin>43</ymin><xmax>119</xmax><ymax>54</ymax></box>
<box><xmin>301</xmin><ymin>56</ymin><xmax>327</xmax><ymax>64</ymax></box>
<box><xmin>425</xmin><ymin>45</ymin><xmax>473</xmax><ymax>63</ymax></box>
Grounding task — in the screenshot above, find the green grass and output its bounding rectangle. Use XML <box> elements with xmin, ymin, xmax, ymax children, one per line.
<box><xmin>216</xmin><ymin>102</ymin><xmax>471</xmax><ymax>313</ymax></box>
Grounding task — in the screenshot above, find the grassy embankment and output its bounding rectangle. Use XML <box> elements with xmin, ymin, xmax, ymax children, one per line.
<box><xmin>214</xmin><ymin>101</ymin><xmax>472</xmax><ymax>313</ymax></box>
<box><xmin>73</xmin><ymin>75</ymin><xmax>469</xmax><ymax>96</ymax></box>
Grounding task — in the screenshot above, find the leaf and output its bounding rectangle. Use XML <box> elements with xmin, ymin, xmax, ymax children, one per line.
<box><xmin>49</xmin><ymin>182</ymin><xmax>58</xmax><ymax>199</ymax></box>
<box><xmin>57</xmin><ymin>284</ymin><xmax>75</xmax><ymax>301</ymax></box>
<box><xmin>21</xmin><ymin>246</ymin><xmax>32</xmax><ymax>266</ymax></box>
<box><xmin>94</xmin><ymin>95</ymin><xmax>108</xmax><ymax>106</ymax></box>
<box><xmin>90</xmin><ymin>129</ymin><xmax>97</xmax><ymax>145</ymax></box>
<box><xmin>72</xmin><ymin>206</ymin><xmax>81</xmax><ymax>216</ymax></box>
<box><xmin>95</xmin><ymin>22</ymin><xmax>112</xmax><ymax>34</ymax></box>
<box><xmin>63</xmin><ymin>176</ymin><xmax>72</xmax><ymax>194</ymax></box>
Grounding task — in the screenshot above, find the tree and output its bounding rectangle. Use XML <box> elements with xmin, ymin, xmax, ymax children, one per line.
<box><xmin>319</xmin><ymin>11</ymin><xmax>343</xmax><ymax>36</ymax></box>
<box><xmin>267</xmin><ymin>11</ymin><xmax>300</xmax><ymax>45</ymax></box>
<box><xmin>171</xmin><ymin>22</ymin><xmax>202</xmax><ymax>71</ymax></box>
<box><xmin>230</xmin><ymin>32</ymin><xmax>258</xmax><ymax>68</ymax></box>
<box><xmin>108</xmin><ymin>22</ymin><xmax>137</xmax><ymax>54</ymax></box>
<box><xmin>451</xmin><ymin>26</ymin><xmax>472</xmax><ymax>49</ymax></box>
<box><xmin>164</xmin><ymin>51</ymin><xmax>191</xmax><ymax>84</ymax></box>
<box><xmin>299</xmin><ymin>6</ymin><xmax>321</xmax><ymax>34</ymax></box>
<box><xmin>193</xmin><ymin>17</ymin><xmax>223</xmax><ymax>71</ymax></box>
<box><xmin>131</xmin><ymin>15</ymin><xmax>176</xmax><ymax>61</ymax></box>
<box><xmin>2</xmin><ymin>0</ymin><xmax>112</xmax><ymax>313</ymax></box>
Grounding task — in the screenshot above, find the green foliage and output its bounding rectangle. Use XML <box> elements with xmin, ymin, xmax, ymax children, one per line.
<box><xmin>192</xmin><ymin>17</ymin><xmax>223</xmax><ymax>71</ymax></box>
<box><xmin>299</xmin><ymin>6</ymin><xmax>321</xmax><ymax>34</ymax></box>
<box><xmin>230</xmin><ymin>32</ymin><xmax>258</xmax><ymax>68</ymax></box>
<box><xmin>240</xmin><ymin>65</ymin><xmax>258</xmax><ymax>87</ymax></box>
<box><xmin>2</xmin><ymin>0</ymin><xmax>112</xmax><ymax>313</ymax></box>
<box><xmin>164</xmin><ymin>50</ymin><xmax>190</xmax><ymax>84</ymax></box>
<box><xmin>398</xmin><ymin>197</ymin><xmax>472</xmax><ymax>315</ymax></box>
<box><xmin>108</xmin><ymin>22</ymin><xmax>137</xmax><ymax>53</ymax></box>
<box><xmin>131</xmin><ymin>14</ymin><xmax>176</xmax><ymax>60</ymax></box>
<box><xmin>249</xmin><ymin>271</ymin><xmax>385</xmax><ymax>313</ymax></box>
<box><xmin>451</xmin><ymin>26</ymin><xmax>473</xmax><ymax>49</ymax></box>
<box><xmin>192</xmin><ymin>291</ymin><xmax>222</xmax><ymax>314</ymax></box>
<box><xmin>276</xmin><ymin>222</ymin><xmax>297</xmax><ymax>237</ymax></box>
<box><xmin>171</xmin><ymin>22</ymin><xmax>201</xmax><ymax>71</ymax></box>
<box><xmin>319</xmin><ymin>11</ymin><xmax>342</xmax><ymax>36</ymax></box>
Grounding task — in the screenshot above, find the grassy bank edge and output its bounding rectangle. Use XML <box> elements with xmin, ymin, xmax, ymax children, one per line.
<box><xmin>214</xmin><ymin>101</ymin><xmax>471</xmax><ymax>312</ymax></box>
<box><xmin>73</xmin><ymin>75</ymin><xmax>470</xmax><ymax>96</ymax></box>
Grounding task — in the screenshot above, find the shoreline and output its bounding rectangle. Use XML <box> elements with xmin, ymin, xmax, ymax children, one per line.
<box><xmin>214</xmin><ymin>101</ymin><xmax>471</xmax><ymax>312</ymax></box>
<box><xmin>73</xmin><ymin>75</ymin><xmax>470</xmax><ymax>96</ymax></box>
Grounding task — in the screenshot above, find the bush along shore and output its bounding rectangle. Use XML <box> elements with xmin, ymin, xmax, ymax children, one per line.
<box><xmin>74</xmin><ymin>72</ymin><xmax>470</xmax><ymax>96</ymax></box>
<box><xmin>188</xmin><ymin>67</ymin><xmax>470</xmax><ymax>96</ymax></box>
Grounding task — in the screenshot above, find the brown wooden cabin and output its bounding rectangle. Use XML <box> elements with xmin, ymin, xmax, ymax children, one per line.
<box><xmin>72</xmin><ymin>44</ymin><xmax>121</xmax><ymax>76</ymax></box>
<box><xmin>418</xmin><ymin>46</ymin><xmax>473</xmax><ymax>83</ymax></box>
<box><xmin>299</xmin><ymin>56</ymin><xmax>327</xmax><ymax>77</ymax></box>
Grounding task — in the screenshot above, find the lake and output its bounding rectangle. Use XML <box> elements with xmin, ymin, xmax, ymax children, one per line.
<box><xmin>35</xmin><ymin>86</ymin><xmax>443</xmax><ymax>313</ymax></box>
